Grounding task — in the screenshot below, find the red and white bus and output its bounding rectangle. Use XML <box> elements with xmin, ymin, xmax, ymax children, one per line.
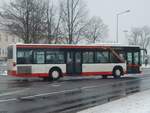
<box><xmin>7</xmin><ymin>44</ymin><xmax>144</xmax><ymax>80</ymax></box>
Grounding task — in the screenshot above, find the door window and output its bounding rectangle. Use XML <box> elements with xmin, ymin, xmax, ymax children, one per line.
<box><xmin>127</xmin><ymin>52</ymin><xmax>132</xmax><ymax>64</ymax></box>
<box><xmin>75</xmin><ymin>52</ymin><xmax>81</xmax><ymax>63</ymax></box>
<box><xmin>134</xmin><ymin>52</ymin><xmax>139</xmax><ymax>64</ymax></box>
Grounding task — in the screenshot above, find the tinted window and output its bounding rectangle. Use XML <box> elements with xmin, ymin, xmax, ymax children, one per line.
<box><xmin>119</xmin><ymin>53</ymin><xmax>125</xmax><ymax>61</ymax></box>
<box><xmin>83</xmin><ymin>52</ymin><xmax>94</xmax><ymax>63</ymax></box>
<box><xmin>95</xmin><ymin>51</ymin><xmax>109</xmax><ymax>63</ymax></box>
<box><xmin>110</xmin><ymin>52</ymin><xmax>125</xmax><ymax>63</ymax></box>
<box><xmin>134</xmin><ymin>52</ymin><xmax>139</xmax><ymax>64</ymax></box>
<box><xmin>34</xmin><ymin>51</ymin><xmax>45</xmax><ymax>64</ymax></box>
<box><xmin>17</xmin><ymin>50</ymin><xmax>33</xmax><ymax>64</ymax></box>
<box><xmin>127</xmin><ymin>52</ymin><xmax>132</xmax><ymax>64</ymax></box>
<box><xmin>46</xmin><ymin>51</ymin><xmax>65</xmax><ymax>64</ymax></box>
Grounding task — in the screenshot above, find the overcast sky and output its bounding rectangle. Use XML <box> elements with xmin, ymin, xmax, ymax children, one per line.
<box><xmin>1</xmin><ymin>0</ymin><xmax>150</xmax><ymax>44</ymax></box>
<box><xmin>85</xmin><ymin>0</ymin><xmax>150</xmax><ymax>44</ymax></box>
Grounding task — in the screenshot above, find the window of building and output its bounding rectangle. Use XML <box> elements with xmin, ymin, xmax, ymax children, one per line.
<box><xmin>0</xmin><ymin>34</ymin><xmax>1</xmax><ymax>41</ymax></box>
<box><xmin>5</xmin><ymin>48</ymin><xmax>7</xmax><ymax>56</ymax></box>
<box><xmin>2</xmin><ymin>49</ymin><xmax>5</xmax><ymax>55</ymax></box>
<box><xmin>5</xmin><ymin>35</ymin><xmax>8</xmax><ymax>42</ymax></box>
<box><xmin>7</xmin><ymin>46</ymin><xmax>13</xmax><ymax>59</ymax></box>
<box><xmin>0</xmin><ymin>48</ymin><xmax>1</xmax><ymax>55</ymax></box>
<box><xmin>18</xmin><ymin>38</ymin><xmax>22</xmax><ymax>43</ymax></box>
<box><xmin>12</xmin><ymin>37</ymin><xmax>15</xmax><ymax>43</ymax></box>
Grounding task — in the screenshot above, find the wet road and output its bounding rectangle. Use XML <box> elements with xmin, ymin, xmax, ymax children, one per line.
<box><xmin>0</xmin><ymin>69</ymin><xmax>149</xmax><ymax>113</ymax></box>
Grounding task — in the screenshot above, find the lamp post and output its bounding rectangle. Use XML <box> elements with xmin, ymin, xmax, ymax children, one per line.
<box><xmin>116</xmin><ymin>10</ymin><xmax>130</xmax><ymax>43</ymax></box>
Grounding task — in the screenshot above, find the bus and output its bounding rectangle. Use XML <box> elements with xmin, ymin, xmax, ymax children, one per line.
<box><xmin>7</xmin><ymin>44</ymin><xmax>145</xmax><ymax>80</ymax></box>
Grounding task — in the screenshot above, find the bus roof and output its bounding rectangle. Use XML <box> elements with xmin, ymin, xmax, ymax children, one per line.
<box><xmin>8</xmin><ymin>43</ymin><xmax>141</xmax><ymax>50</ymax></box>
<box><xmin>13</xmin><ymin>43</ymin><xmax>140</xmax><ymax>47</ymax></box>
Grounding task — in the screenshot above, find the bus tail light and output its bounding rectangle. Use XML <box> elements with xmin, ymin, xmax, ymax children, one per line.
<box><xmin>13</xmin><ymin>62</ymin><xmax>16</xmax><ymax>67</ymax></box>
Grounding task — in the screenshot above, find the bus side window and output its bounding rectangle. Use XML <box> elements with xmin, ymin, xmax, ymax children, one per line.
<box><xmin>95</xmin><ymin>51</ymin><xmax>109</xmax><ymax>63</ymax></box>
<box><xmin>17</xmin><ymin>51</ymin><xmax>25</xmax><ymax>64</ymax></box>
<box><xmin>119</xmin><ymin>53</ymin><xmax>125</xmax><ymax>61</ymax></box>
<box><xmin>34</xmin><ymin>51</ymin><xmax>45</xmax><ymax>64</ymax></box>
<box><xmin>46</xmin><ymin>51</ymin><xmax>65</xmax><ymax>64</ymax></box>
<box><xmin>46</xmin><ymin>52</ymin><xmax>55</xmax><ymax>64</ymax></box>
<box><xmin>24</xmin><ymin>51</ymin><xmax>33</xmax><ymax>64</ymax></box>
<box><xmin>110</xmin><ymin>52</ymin><xmax>118</xmax><ymax>63</ymax></box>
<box><xmin>83</xmin><ymin>52</ymin><xmax>94</xmax><ymax>63</ymax></box>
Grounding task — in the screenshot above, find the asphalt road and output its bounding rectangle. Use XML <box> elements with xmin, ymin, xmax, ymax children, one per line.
<box><xmin>0</xmin><ymin>69</ymin><xmax>149</xmax><ymax>113</ymax></box>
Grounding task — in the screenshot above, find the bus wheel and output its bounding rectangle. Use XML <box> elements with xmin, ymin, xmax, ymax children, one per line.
<box><xmin>49</xmin><ymin>68</ymin><xmax>62</xmax><ymax>80</ymax></box>
<box><xmin>102</xmin><ymin>75</ymin><xmax>108</xmax><ymax>79</ymax></box>
<box><xmin>113</xmin><ymin>67</ymin><xmax>123</xmax><ymax>79</ymax></box>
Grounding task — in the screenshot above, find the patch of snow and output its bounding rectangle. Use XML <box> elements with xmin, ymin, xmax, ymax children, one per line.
<box><xmin>78</xmin><ymin>90</ymin><xmax>150</xmax><ymax>113</ymax></box>
<box><xmin>0</xmin><ymin>70</ymin><xmax>7</xmax><ymax>76</ymax></box>
<box><xmin>141</xmin><ymin>64</ymin><xmax>150</xmax><ymax>69</ymax></box>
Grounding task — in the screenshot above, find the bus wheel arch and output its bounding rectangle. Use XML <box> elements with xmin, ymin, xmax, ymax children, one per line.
<box><xmin>113</xmin><ymin>66</ymin><xmax>123</xmax><ymax>78</ymax></box>
<box><xmin>49</xmin><ymin>67</ymin><xmax>62</xmax><ymax>80</ymax></box>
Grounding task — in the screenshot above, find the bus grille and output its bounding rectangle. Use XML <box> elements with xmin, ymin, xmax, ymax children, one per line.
<box><xmin>17</xmin><ymin>66</ymin><xmax>32</xmax><ymax>74</ymax></box>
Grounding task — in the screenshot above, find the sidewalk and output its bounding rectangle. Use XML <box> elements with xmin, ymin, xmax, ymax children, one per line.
<box><xmin>78</xmin><ymin>90</ymin><xmax>150</xmax><ymax>113</ymax></box>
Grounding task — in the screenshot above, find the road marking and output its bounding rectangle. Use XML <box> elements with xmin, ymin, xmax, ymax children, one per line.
<box><xmin>20</xmin><ymin>88</ymin><xmax>80</xmax><ymax>99</ymax></box>
<box><xmin>0</xmin><ymin>88</ymin><xmax>30</xmax><ymax>97</ymax></box>
<box><xmin>51</xmin><ymin>84</ymin><xmax>61</xmax><ymax>87</ymax></box>
<box><xmin>0</xmin><ymin>98</ymin><xmax>17</xmax><ymax>103</ymax></box>
<box><xmin>0</xmin><ymin>77</ymin><xmax>146</xmax><ymax>103</ymax></box>
<box><xmin>0</xmin><ymin>88</ymin><xmax>79</xmax><ymax>103</ymax></box>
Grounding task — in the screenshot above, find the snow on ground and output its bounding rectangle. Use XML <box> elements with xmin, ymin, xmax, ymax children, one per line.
<box><xmin>141</xmin><ymin>64</ymin><xmax>150</xmax><ymax>69</ymax></box>
<box><xmin>78</xmin><ymin>90</ymin><xmax>150</xmax><ymax>113</ymax></box>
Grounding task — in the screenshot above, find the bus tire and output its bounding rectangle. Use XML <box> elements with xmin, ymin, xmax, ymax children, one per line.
<box><xmin>49</xmin><ymin>67</ymin><xmax>62</xmax><ymax>80</ymax></box>
<box><xmin>113</xmin><ymin>66</ymin><xmax>123</xmax><ymax>79</ymax></box>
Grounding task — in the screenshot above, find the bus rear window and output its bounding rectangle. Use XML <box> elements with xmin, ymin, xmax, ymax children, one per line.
<box><xmin>7</xmin><ymin>46</ymin><xmax>13</xmax><ymax>59</ymax></box>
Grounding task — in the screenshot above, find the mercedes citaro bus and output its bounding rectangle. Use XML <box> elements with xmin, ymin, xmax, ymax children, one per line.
<box><xmin>7</xmin><ymin>44</ymin><xmax>146</xmax><ymax>80</ymax></box>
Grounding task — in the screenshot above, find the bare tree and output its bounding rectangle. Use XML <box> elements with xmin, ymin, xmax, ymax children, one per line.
<box><xmin>128</xmin><ymin>28</ymin><xmax>141</xmax><ymax>45</ymax></box>
<box><xmin>0</xmin><ymin>0</ymin><xmax>47</xmax><ymax>43</ymax></box>
<box><xmin>59</xmin><ymin>0</ymin><xmax>88</xmax><ymax>44</ymax></box>
<box><xmin>30</xmin><ymin>0</ymin><xmax>47</xmax><ymax>43</ymax></box>
<box><xmin>45</xmin><ymin>0</ymin><xmax>62</xmax><ymax>44</ymax></box>
<box><xmin>83</xmin><ymin>16</ymin><xmax>108</xmax><ymax>44</ymax></box>
<box><xmin>128</xmin><ymin>26</ymin><xmax>150</xmax><ymax>49</ymax></box>
<box><xmin>0</xmin><ymin>0</ymin><xmax>108</xmax><ymax>44</ymax></box>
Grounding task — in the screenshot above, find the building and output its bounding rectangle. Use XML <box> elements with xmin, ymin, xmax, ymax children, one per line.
<box><xmin>0</xmin><ymin>30</ymin><xmax>23</xmax><ymax>61</ymax></box>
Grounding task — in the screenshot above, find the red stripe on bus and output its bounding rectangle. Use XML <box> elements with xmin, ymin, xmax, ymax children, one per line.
<box><xmin>8</xmin><ymin>71</ymin><xmax>113</xmax><ymax>77</ymax></box>
<box><xmin>128</xmin><ymin>64</ymin><xmax>140</xmax><ymax>67</ymax></box>
<box><xmin>16</xmin><ymin>45</ymin><xmax>111</xmax><ymax>49</ymax></box>
<box><xmin>8</xmin><ymin>71</ymin><xmax>48</xmax><ymax>77</ymax></box>
<box><xmin>81</xmin><ymin>72</ymin><xmax>112</xmax><ymax>76</ymax></box>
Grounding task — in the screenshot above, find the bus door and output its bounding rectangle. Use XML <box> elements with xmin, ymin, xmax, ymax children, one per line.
<box><xmin>66</xmin><ymin>52</ymin><xmax>82</xmax><ymax>75</ymax></box>
<box><xmin>74</xmin><ymin>52</ymin><xmax>82</xmax><ymax>74</ymax></box>
<box><xmin>127</xmin><ymin>52</ymin><xmax>140</xmax><ymax>73</ymax></box>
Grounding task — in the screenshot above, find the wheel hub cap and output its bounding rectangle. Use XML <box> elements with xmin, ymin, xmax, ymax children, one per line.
<box><xmin>52</xmin><ymin>71</ymin><xmax>59</xmax><ymax>78</ymax></box>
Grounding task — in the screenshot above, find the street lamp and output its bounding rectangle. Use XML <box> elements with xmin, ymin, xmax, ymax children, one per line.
<box><xmin>116</xmin><ymin>10</ymin><xmax>130</xmax><ymax>43</ymax></box>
